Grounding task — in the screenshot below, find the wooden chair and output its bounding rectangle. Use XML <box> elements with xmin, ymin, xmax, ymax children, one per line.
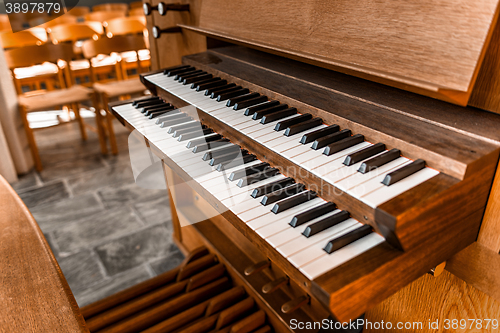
<box><xmin>84</xmin><ymin>10</ymin><xmax>126</xmax><ymax>26</ymax></box>
<box><xmin>82</xmin><ymin>35</ymin><xmax>148</xmax><ymax>154</ymax></box>
<box><xmin>29</xmin><ymin>14</ymin><xmax>78</xmax><ymax>32</ymax></box>
<box><xmin>128</xmin><ymin>7</ymin><xmax>145</xmax><ymax>17</ymax></box>
<box><xmin>0</xmin><ymin>28</ymin><xmax>47</xmax><ymax>49</ymax></box>
<box><xmin>92</xmin><ymin>3</ymin><xmax>128</xmax><ymax>12</ymax></box>
<box><xmin>49</xmin><ymin>22</ymin><xmax>117</xmax><ymax>85</ymax></box>
<box><xmin>8</xmin><ymin>12</ymin><xmax>48</xmax><ymax>31</ymax></box>
<box><xmin>4</xmin><ymin>43</ymin><xmax>95</xmax><ymax>171</ymax></box>
<box><xmin>0</xmin><ymin>14</ymin><xmax>11</xmax><ymax>32</ymax></box>
<box><xmin>129</xmin><ymin>1</ymin><xmax>144</xmax><ymax>9</ymax></box>
<box><xmin>66</xmin><ymin>6</ymin><xmax>91</xmax><ymax>19</ymax></box>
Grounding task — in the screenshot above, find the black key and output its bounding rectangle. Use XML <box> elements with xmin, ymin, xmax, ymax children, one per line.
<box><xmin>253</xmin><ymin>105</ymin><xmax>289</xmax><ymax>120</ymax></box>
<box><xmin>178</xmin><ymin>128</ymin><xmax>213</xmax><ymax>142</ymax></box>
<box><xmin>136</xmin><ymin>100</ymin><xmax>163</xmax><ymax>111</ymax></box>
<box><xmin>171</xmin><ymin>67</ymin><xmax>197</xmax><ymax>79</ymax></box>
<box><xmin>174</xmin><ymin>69</ymin><xmax>203</xmax><ymax>82</ymax></box>
<box><xmin>290</xmin><ymin>202</ymin><xmax>337</xmax><ymax>227</ymax></box>
<box><xmin>302</xmin><ymin>210</ymin><xmax>350</xmax><ymax>237</ymax></box>
<box><xmin>244</xmin><ymin>101</ymin><xmax>280</xmax><ymax>116</ymax></box>
<box><xmin>229</xmin><ymin>162</ymin><xmax>270</xmax><ymax>181</ymax></box>
<box><xmin>164</xmin><ymin>65</ymin><xmax>192</xmax><ymax>76</ymax></box>
<box><xmin>149</xmin><ymin>107</ymin><xmax>176</xmax><ymax>119</ymax></box>
<box><xmin>132</xmin><ymin>96</ymin><xmax>159</xmax><ymax>106</ymax></box>
<box><xmin>284</xmin><ymin>117</ymin><xmax>323</xmax><ymax>136</ymax></box>
<box><xmin>160</xmin><ymin>114</ymin><xmax>190</xmax><ymax>128</ymax></box>
<box><xmin>237</xmin><ymin>168</ymin><xmax>279</xmax><ymax>188</ymax></box>
<box><xmin>211</xmin><ymin>86</ymin><xmax>242</xmax><ymax>99</ymax></box>
<box><xmin>210</xmin><ymin>150</ymin><xmax>248</xmax><ymax>166</ymax></box>
<box><xmin>324</xmin><ymin>224</ymin><xmax>373</xmax><ymax>254</ymax></box>
<box><xmin>141</xmin><ymin>102</ymin><xmax>171</xmax><ymax>112</ymax></box>
<box><xmin>271</xmin><ymin>190</ymin><xmax>317</xmax><ymax>214</ymax></box>
<box><xmin>260</xmin><ymin>108</ymin><xmax>297</xmax><ymax>124</ymax></box>
<box><xmin>226</xmin><ymin>92</ymin><xmax>260</xmax><ymax>107</ymax></box>
<box><xmin>343</xmin><ymin>143</ymin><xmax>386</xmax><ymax>166</ymax></box>
<box><xmin>173</xmin><ymin>125</ymin><xmax>207</xmax><ymax>138</ymax></box>
<box><xmin>311</xmin><ymin>129</ymin><xmax>350</xmax><ymax>150</ymax></box>
<box><xmin>323</xmin><ymin>134</ymin><xmax>364</xmax><ymax>156</ymax></box>
<box><xmin>184</xmin><ymin>73</ymin><xmax>213</xmax><ymax>85</ymax></box>
<box><xmin>192</xmin><ymin>139</ymin><xmax>230</xmax><ymax>153</ymax></box>
<box><xmin>144</xmin><ymin>105</ymin><xmax>173</xmax><ymax>116</ymax></box>
<box><xmin>205</xmin><ymin>83</ymin><xmax>236</xmax><ymax>96</ymax></box>
<box><xmin>216</xmin><ymin>154</ymin><xmax>257</xmax><ymax>171</ymax></box>
<box><xmin>191</xmin><ymin>77</ymin><xmax>221</xmax><ymax>89</ymax></box>
<box><xmin>358</xmin><ymin>149</ymin><xmax>401</xmax><ymax>174</ymax></box>
<box><xmin>177</xmin><ymin>71</ymin><xmax>207</xmax><ymax>83</ymax></box>
<box><xmin>203</xmin><ymin>145</ymin><xmax>240</xmax><ymax>161</ymax></box>
<box><xmin>197</xmin><ymin>79</ymin><xmax>227</xmax><ymax>91</ymax></box>
<box><xmin>275</xmin><ymin>114</ymin><xmax>313</xmax><ymax>131</ymax></box>
<box><xmin>155</xmin><ymin>110</ymin><xmax>182</xmax><ymax>124</ymax></box>
<box><xmin>168</xmin><ymin>121</ymin><xmax>200</xmax><ymax>134</ymax></box>
<box><xmin>251</xmin><ymin>177</ymin><xmax>295</xmax><ymax>198</ymax></box>
<box><xmin>186</xmin><ymin>134</ymin><xmax>223</xmax><ymax>149</ymax></box>
<box><xmin>217</xmin><ymin>88</ymin><xmax>250</xmax><ymax>102</ymax></box>
<box><xmin>260</xmin><ymin>183</ymin><xmax>305</xmax><ymax>206</ymax></box>
<box><xmin>300</xmin><ymin>125</ymin><xmax>340</xmax><ymax>144</ymax></box>
<box><xmin>382</xmin><ymin>159</ymin><xmax>425</xmax><ymax>186</ymax></box>
<box><xmin>234</xmin><ymin>95</ymin><xmax>268</xmax><ymax>111</ymax></box>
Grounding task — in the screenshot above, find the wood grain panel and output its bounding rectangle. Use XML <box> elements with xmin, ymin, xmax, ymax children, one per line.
<box><xmin>365</xmin><ymin>270</ymin><xmax>500</xmax><ymax>333</ymax></box>
<box><xmin>195</xmin><ymin>0</ymin><xmax>500</xmax><ymax>104</ymax></box>
<box><xmin>477</xmin><ymin>162</ymin><xmax>500</xmax><ymax>253</ymax></box>
<box><xmin>0</xmin><ymin>175</ymin><xmax>88</xmax><ymax>332</ymax></box>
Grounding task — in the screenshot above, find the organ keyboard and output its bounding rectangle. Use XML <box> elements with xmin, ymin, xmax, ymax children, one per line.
<box><xmin>109</xmin><ymin>45</ymin><xmax>500</xmax><ymax>323</ymax></box>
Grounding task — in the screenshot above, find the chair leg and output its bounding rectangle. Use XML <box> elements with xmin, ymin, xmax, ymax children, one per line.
<box><xmin>93</xmin><ymin>92</ymin><xmax>108</xmax><ymax>155</ymax></box>
<box><xmin>73</xmin><ymin>102</ymin><xmax>87</xmax><ymax>141</ymax></box>
<box><xmin>103</xmin><ymin>94</ymin><xmax>118</xmax><ymax>155</ymax></box>
<box><xmin>20</xmin><ymin>105</ymin><xmax>43</xmax><ymax>171</ymax></box>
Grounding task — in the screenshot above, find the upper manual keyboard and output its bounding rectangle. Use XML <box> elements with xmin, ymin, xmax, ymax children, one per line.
<box><xmin>143</xmin><ymin>66</ymin><xmax>440</xmax><ymax>208</ymax></box>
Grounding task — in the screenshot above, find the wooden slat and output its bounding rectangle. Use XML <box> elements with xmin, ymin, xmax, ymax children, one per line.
<box><xmin>0</xmin><ymin>175</ymin><xmax>88</xmax><ymax>332</ymax></box>
<box><xmin>192</xmin><ymin>0</ymin><xmax>500</xmax><ymax>104</ymax></box>
<box><xmin>142</xmin><ymin>300</ymin><xmax>211</xmax><ymax>333</ymax></box>
<box><xmin>215</xmin><ymin>298</ymin><xmax>255</xmax><ymax>330</ymax></box>
<box><xmin>477</xmin><ymin>163</ymin><xmax>500</xmax><ymax>252</ymax></box>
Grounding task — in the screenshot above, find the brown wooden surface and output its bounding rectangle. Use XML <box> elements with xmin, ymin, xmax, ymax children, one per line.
<box><xmin>189</xmin><ymin>0</ymin><xmax>500</xmax><ymax>105</ymax></box>
<box><xmin>145</xmin><ymin>0</ymin><xmax>206</xmax><ymax>70</ymax></box>
<box><xmin>478</xmin><ymin>163</ymin><xmax>500</xmax><ymax>253</ymax></box>
<box><xmin>365</xmin><ymin>270</ymin><xmax>500</xmax><ymax>333</ymax></box>
<box><xmin>0</xmin><ymin>175</ymin><xmax>88</xmax><ymax>332</ymax></box>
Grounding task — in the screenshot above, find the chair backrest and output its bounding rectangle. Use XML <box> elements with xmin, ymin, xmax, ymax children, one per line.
<box><xmin>29</xmin><ymin>15</ymin><xmax>78</xmax><ymax>31</ymax></box>
<box><xmin>8</xmin><ymin>12</ymin><xmax>49</xmax><ymax>30</ymax></box>
<box><xmin>84</xmin><ymin>10</ymin><xmax>126</xmax><ymax>25</ymax></box>
<box><xmin>0</xmin><ymin>28</ymin><xmax>47</xmax><ymax>48</ymax></box>
<box><xmin>49</xmin><ymin>22</ymin><xmax>103</xmax><ymax>43</ymax></box>
<box><xmin>4</xmin><ymin>43</ymin><xmax>74</xmax><ymax>69</ymax></box>
<box><xmin>92</xmin><ymin>3</ymin><xmax>128</xmax><ymax>12</ymax></box>
<box><xmin>81</xmin><ymin>34</ymin><xmax>146</xmax><ymax>59</ymax></box>
<box><xmin>105</xmin><ymin>16</ymin><xmax>146</xmax><ymax>37</ymax></box>
<box><xmin>129</xmin><ymin>1</ymin><xmax>143</xmax><ymax>9</ymax></box>
<box><xmin>66</xmin><ymin>6</ymin><xmax>91</xmax><ymax>17</ymax></box>
<box><xmin>0</xmin><ymin>14</ymin><xmax>11</xmax><ymax>32</ymax></box>
<box><xmin>128</xmin><ymin>7</ymin><xmax>145</xmax><ymax>17</ymax></box>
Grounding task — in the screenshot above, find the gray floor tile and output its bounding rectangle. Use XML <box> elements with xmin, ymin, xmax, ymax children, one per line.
<box><xmin>149</xmin><ymin>244</ymin><xmax>185</xmax><ymax>275</ymax></box>
<box><xmin>18</xmin><ymin>181</ymin><xmax>69</xmax><ymax>208</ymax></box>
<box><xmin>31</xmin><ymin>193</ymin><xmax>104</xmax><ymax>232</ymax></box>
<box><xmin>73</xmin><ymin>266</ymin><xmax>152</xmax><ymax>307</ymax></box>
<box><xmin>98</xmin><ymin>184</ymin><xmax>167</xmax><ymax>209</ymax></box>
<box><xmin>67</xmin><ymin>162</ymin><xmax>135</xmax><ymax>195</ymax></box>
<box><xmin>11</xmin><ymin>171</ymin><xmax>40</xmax><ymax>192</ymax></box>
<box><xmin>53</xmin><ymin>207</ymin><xmax>143</xmax><ymax>255</ymax></box>
<box><xmin>39</xmin><ymin>156</ymin><xmax>107</xmax><ymax>182</ymax></box>
<box><xmin>58</xmin><ymin>250</ymin><xmax>106</xmax><ymax>294</ymax></box>
<box><xmin>134</xmin><ymin>197</ymin><xmax>171</xmax><ymax>226</ymax></box>
<box><xmin>95</xmin><ymin>224</ymin><xmax>173</xmax><ymax>276</ymax></box>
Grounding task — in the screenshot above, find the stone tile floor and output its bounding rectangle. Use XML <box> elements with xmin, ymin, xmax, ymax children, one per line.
<box><xmin>11</xmin><ymin>118</ymin><xmax>184</xmax><ymax>307</ymax></box>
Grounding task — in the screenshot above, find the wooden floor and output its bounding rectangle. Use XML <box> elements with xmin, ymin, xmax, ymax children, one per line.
<box><xmin>11</xmin><ymin>116</ymin><xmax>184</xmax><ymax>307</ymax></box>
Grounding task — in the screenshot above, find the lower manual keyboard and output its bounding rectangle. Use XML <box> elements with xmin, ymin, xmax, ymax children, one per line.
<box><xmin>112</xmin><ymin>99</ymin><xmax>385</xmax><ymax>280</ymax></box>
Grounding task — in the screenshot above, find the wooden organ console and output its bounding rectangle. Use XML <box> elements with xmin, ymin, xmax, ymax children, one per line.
<box><xmin>3</xmin><ymin>0</ymin><xmax>500</xmax><ymax>332</ymax></box>
<box><xmin>106</xmin><ymin>0</ymin><xmax>500</xmax><ymax>331</ymax></box>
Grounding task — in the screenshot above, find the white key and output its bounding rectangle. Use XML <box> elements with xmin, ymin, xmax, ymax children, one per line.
<box><xmin>300</xmin><ymin>233</ymin><xmax>385</xmax><ymax>279</ymax></box>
